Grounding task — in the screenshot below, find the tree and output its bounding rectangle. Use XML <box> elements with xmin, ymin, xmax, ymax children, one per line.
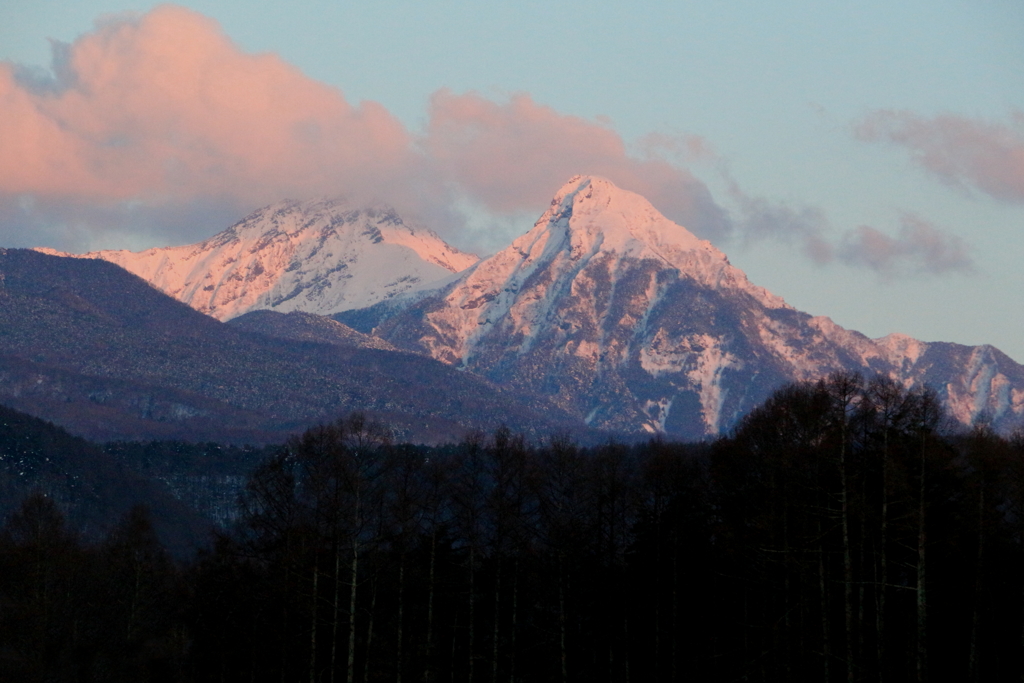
<box><xmin>0</xmin><ymin>493</ymin><xmax>84</xmax><ymax>682</ymax></box>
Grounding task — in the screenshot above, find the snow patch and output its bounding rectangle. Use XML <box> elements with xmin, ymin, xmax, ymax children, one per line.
<box><xmin>874</xmin><ymin>332</ymin><xmax>928</xmax><ymax>369</ymax></box>
<box><xmin>639</xmin><ymin>332</ymin><xmax>739</xmax><ymax>433</ymax></box>
<box><xmin>687</xmin><ymin>340</ymin><xmax>740</xmax><ymax>434</ymax></box>
<box><xmin>643</xmin><ymin>396</ymin><xmax>675</xmax><ymax>433</ymax></box>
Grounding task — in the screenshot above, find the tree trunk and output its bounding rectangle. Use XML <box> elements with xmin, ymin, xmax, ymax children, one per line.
<box><xmin>877</xmin><ymin>429</ymin><xmax>889</xmax><ymax>683</ymax></box>
<box><xmin>671</xmin><ymin>530</ymin><xmax>678</xmax><ymax>683</ymax></box>
<box><xmin>347</xmin><ymin>537</ymin><xmax>359</xmax><ymax>683</ymax></box>
<box><xmin>510</xmin><ymin>558</ymin><xmax>518</xmax><ymax>683</ymax></box>
<box><xmin>311</xmin><ymin>563</ymin><xmax>319</xmax><ymax>683</ymax></box>
<box><xmin>450</xmin><ymin>611</ymin><xmax>459</xmax><ymax>683</ymax></box>
<box><xmin>623</xmin><ymin>610</ymin><xmax>631</xmax><ymax>683</ymax></box>
<box><xmin>654</xmin><ymin>513</ymin><xmax>662</xmax><ymax>682</ymax></box>
<box><xmin>1019</xmin><ymin>527</ymin><xmax>1024</xmax><ymax>683</ymax></box>
<box><xmin>425</xmin><ymin>531</ymin><xmax>437</xmax><ymax>683</ymax></box>
<box><xmin>492</xmin><ymin>561</ymin><xmax>501</xmax><ymax>683</ymax></box>
<box><xmin>469</xmin><ymin>545</ymin><xmax>476</xmax><ymax>683</ymax></box>
<box><xmin>858</xmin><ymin>480</ymin><xmax>867</xmax><ymax>670</ymax></box>
<box><xmin>398</xmin><ymin>554</ymin><xmax>406</xmax><ymax>683</ymax></box>
<box><xmin>841</xmin><ymin>426</ymin><xmax>855</xmax><ymax>683</ymax></box>
<box><xmin>916</xmin><ymin>445</ymin><xmax>928</xmax><ymax>683</ymax></box>
<box><xmin>282</xmin><ymin>541</ymin><xmax>293</xmax><ymax>683</ymax></box>
<box><xmin>363</xmin><ymin>573</ymin><xmax>378</xmax><ymax>683</ymax></box>
<box><xmin>969</xmin><ymin>482</ymin><xmax>984</xmax><ymax>682</ymax></box>
<box><xmin>332</xmin><ymin>540</ymin><xmax>342</xmax><ymax>683</ymax></box>
<box><xmin>819</xmin><ymin>519</ymin><xmax>831</xmax><ymax>683</ymax></box>
<box><xmin>783</xmin><ymin>504</ymin><xmax>796</xmax><ymax>680</ymax></box>
<box><xmin>559</xmin><ymin>555</ymin><xmax>568</xmax><ymax>683</ymax></box>
<box><xmin>128</xmin><ymin>552</ymin><xmax>142</xmax><ymax>642</ymax></box>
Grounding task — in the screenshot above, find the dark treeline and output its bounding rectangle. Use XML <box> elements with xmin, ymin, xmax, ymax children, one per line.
<box><xmin>3</xmin><ymin>373</ymin><xmax>1024</xmax><ymax>682</ymax></box>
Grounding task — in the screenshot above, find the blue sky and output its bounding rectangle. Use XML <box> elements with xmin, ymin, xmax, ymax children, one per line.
<box><xmin>2</xmin><ymin>1</ymin><xmax>1022</xmax><ymax>360</ymax></box>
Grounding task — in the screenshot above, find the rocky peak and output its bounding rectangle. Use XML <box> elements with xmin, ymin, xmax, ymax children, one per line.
<box><xmin>542</xmin><ymin>175</ymin><xmax>706</xmax><ymax>256</ymax></box>
<box><xmin>35</xmin><ymin>198</ymin><xmax>478</xmax><ymax>321</ymax></box>
<box><xmin>472</xmin><ymin>176</ymin><xmax>789</xmax><ymax>314</ymax></box>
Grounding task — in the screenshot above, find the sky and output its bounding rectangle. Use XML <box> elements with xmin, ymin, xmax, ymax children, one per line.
<box><xmin>1</xmin><ymin>1</ymin><xmax>1023</xmax><ymax>360</ymax></box>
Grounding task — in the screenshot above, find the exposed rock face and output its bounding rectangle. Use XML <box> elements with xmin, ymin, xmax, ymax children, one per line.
<box><xmin>38</xmin><ymin>199</ymin><xmax>477</xmax><ymax>321</ymax></box>
<box><xmin>347</xmin><ymin>176</ymin><xmax>1024</xmax><ymax>437</ymax></box>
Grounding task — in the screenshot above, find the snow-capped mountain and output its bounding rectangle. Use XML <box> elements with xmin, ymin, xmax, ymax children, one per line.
<box><xmin>344</xmin><ymin>175</ymin><xmax>1024</xmax><ymax>437</ymax></box>
<box><xmin>38</xmin><ymin>199</ymin><xmax>478</xmax><ymax>321</ymax></box>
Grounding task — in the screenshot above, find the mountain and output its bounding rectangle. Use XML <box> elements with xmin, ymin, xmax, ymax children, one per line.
<box><xmin>0</xmin><ymin>248</ymin><xmax>592</xmax><ymax>444</ymax></box>
<box><xmin>226</xmin><ymin>310</ymin><xmax>397</xmax><ymax>351</ymax></box>
<box><xmin>339</xmin><ymin>175</ymin><xmax>1024</xmax><ymax>438</ymax></box>
<box><xmin>0</xmin><ymin>403</ymin><xmax>211</xmax><ymax>556</ymax></box>
<box><xmin>38</xmin><ymin>198</ymin><xmax>478</xmax><ymax>321</ymax></box>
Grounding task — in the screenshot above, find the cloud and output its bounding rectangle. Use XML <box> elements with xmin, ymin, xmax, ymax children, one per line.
<box><xmin>729</xmin><ymin>187</ymin><xmax>834</xmax><ymax>264</ymax></box>
<box><xmin>855</xmin><ymin>110</ymin><xmax>1024</xmax><ymax>202</ymax></box>
<box><xmin>420</xmin><ymin>90</ymin><xmax>731</xmax><ymax>241</ymax></box>
<box><xmin>0</xmin><ymin>4</ymin><xmax>984</xmax><ymax>280</ymax></box>
<box><xmin>0</xmin><ymin>6</ymin><xmax>731</xmax><ymax>252</ymax></box>
<box><xmin>635</xmin><ymin>132</ymin><xmax>719</xmax><ymax>163</ymax></box>
<box><xmin>728</xmin><ymin>178</ymin><xmax>974</xmax><ymax>279</ymax></box>
<box><xmin>0</xmin><ymin>194</ymin><xmax>245</xmax><ymax>253</ymax></box>
<box><xmin>837</xmin><ymin>213</ymin><xmax>975</xmax><ymax>278</ymax></box>
<box><xmin>0</xmin><ymin>5</ymin><xmax>411</xmax><ymax>206</ymax></box>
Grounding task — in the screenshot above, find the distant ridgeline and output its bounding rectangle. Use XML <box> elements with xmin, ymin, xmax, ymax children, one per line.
<box><xmin>16</xmin><ymin>176</ymin><xmax>1024</xmax><ymax>443</ymax></box>
<box><xmin>337</xmin><ymin>176</ymin><xmax>1024</xmax><ymax>438</ymax></box>
<box><xmin>0</xmin><ymin>247</ymin><xmax>593</xmax><ymax>445</ymax></box>
<box><xmin>2</xmin><ymin>373</ymin><xmax>1024</xmax><ymax>680</ymax></box>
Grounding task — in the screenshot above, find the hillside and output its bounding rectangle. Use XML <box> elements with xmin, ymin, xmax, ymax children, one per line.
<box><xmin>0</xmin><ymin>403</ymin><xmax>210</xmax><ymax>555</ymax></box>
<box><xmin>0</xmin><ymin>248</ymin><xmax>591</xmax><ymax>444</ymax></box>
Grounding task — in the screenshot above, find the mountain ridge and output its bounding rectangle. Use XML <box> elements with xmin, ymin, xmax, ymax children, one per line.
<box><xmin>339</xmin><ymin>175</ymin><xmax>1024</xmax><ymax>436</ymax></box>
<box><xmin>0</xmin><ymin>248</ymin><xmax>594</xmax><ymax>444</ymax></box>
<box><xmin>20</xmin><ymin>175</ymin><xmax>1023</xmax><ymax>438</ymax></box>
<box><xmin>37</xmin><ymin>198</ymin><xmax>478</xmax><ymax>321</ymax></box>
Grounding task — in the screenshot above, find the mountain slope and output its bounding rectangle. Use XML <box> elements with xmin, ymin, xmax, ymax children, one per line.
<box><xmin>0</xmin><ymin>403</ymin><xmax>210</xmax><ymax>556</ymax></box>
<box><xmin>343</xmin><ymin>176</ymin><xmax>1024</xmax><ymax>437</ymax></box>
<box><xmin>38</xmin><ymin>199</ymin><xmax>477</xmax><ymax>321</ymax></box>
<box><xmin>227</xmin><ymin>310</ymin><xmax>397</xmax><ymax>351</ymax></box>
<box><xmin>0</xmin><ymin>248</ymin><xmax>591</xmax><ymax>444</ymax></box>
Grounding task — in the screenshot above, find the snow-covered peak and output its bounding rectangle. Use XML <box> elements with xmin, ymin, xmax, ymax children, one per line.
<box><xmin>541</xmin><ymin>175</ymin><xmax>705</xmax><ymax>256</ymax></box>
<box><xmin>394</xmin><ymin>176</ymin><xmax>793</xmax><ymax>372</ymax></box>
<box><xmin>506</xmin><ymin>175</ymin><xmax>789</xmax><ymax>309</ymax></box>
<box><xmin>211</xmin><ymin>197</ymin><xmax>477</xmax><ymax>273</ymax></box>
<box><xmin>38</xmin><ymin>198</ymin><xmax>478</xmax><ymax>321</ymax></box>
<box><xmin>873</xmin><ymin>332</ymin><xmax>929</xmax><ymax>366</ymax></box>
<box><xmin>871</xmin><ymin>332</ymin><xmax>931</xmax><ymax>378</ymax></box>
<box><xmin>527</xmin><ymin>175</ymin><xmax>702</xmax><ymax>262</ymax></box>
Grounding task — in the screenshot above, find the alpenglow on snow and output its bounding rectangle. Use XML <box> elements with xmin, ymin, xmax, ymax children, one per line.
<box><xmin>38</xmin><ymin>198</ymin><xmax>478</xmax><ymax>321</ymax></box>
<box><xmin>342</xmin><ymin>176</ymin><xmax>1024</xmax><ymax>438</ymax></box>
<box><xmin>39</xmin><ymin>177</ymin><xmax>1024</xmax><ymax>438</ymax></box>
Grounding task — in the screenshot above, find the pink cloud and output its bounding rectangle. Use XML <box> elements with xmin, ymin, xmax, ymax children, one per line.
<box><xmin>0</xmin><ymin>6</ymin><xmax>733</xmax><ymax>250</ymax></box>
<box><xmin>0</xmin><ymin>5</ymin><xmax>990</xmax><ymax>279</ymax></box>
<box><xmin>727</xmin><ymin>183</ymin><xmax>834</xmax><ymax>264</ymax></box>
<box><xmin>0</xmin><ymin>5</ymin><xmax>411</xmax><ymax>205</ymax></box>
<box><xmin>856</xmin><ymin>110</ymin><xmax>1024</xmax><ymax>202</ymax></box>
<box><xmin>636</xmin><ymin>131</ymin><xmax>719</xmax><ymax>163</ymax></box>
<box><xmin>838</xmin><ymin>213</ymin><xmax>975</xmax><ymax>278</ymax></box>
<box><xmin>728</xmin><ymin>177</ymin><xmax>975</xmax><ymax>279</ymax></box>
<box><xmin>420</xmin><ymin>89</ymin><xmax>731</xmax><ymax>239</ymax></box>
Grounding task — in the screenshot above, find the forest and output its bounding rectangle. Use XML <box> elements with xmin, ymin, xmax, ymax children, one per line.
<box><xmin>2</xmin><ymin>372</ymin><xmax>1024</xmax><ymax>682</ymax></box>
